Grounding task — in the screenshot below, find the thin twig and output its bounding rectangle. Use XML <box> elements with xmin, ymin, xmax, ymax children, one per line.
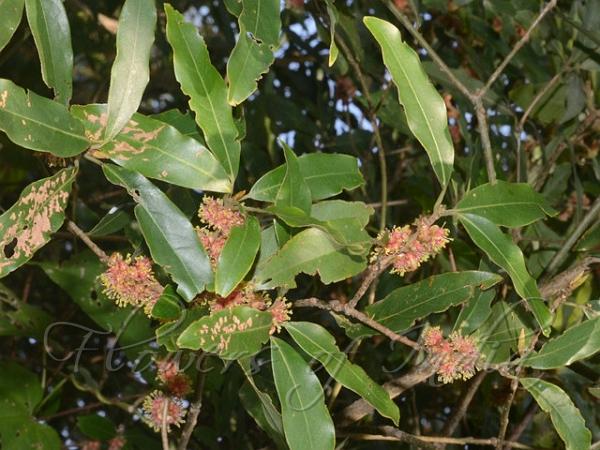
<box><xmin>496</xmin><ymin>377</ymin><xmax>519</xmax><ymax>449</ymax></box>
<box><xmin>348</xmin><ymin>255</ymin><xmax>395</xmax><ymax>308</ymax></box>
<box><xmin>505</xmin><ymin>401</ymin><xmax>538</xmax><ymax>450</ymax></box>
<box><xmin>294</xmin><ymin>297</ymin><xmax>419</xmax><ymax>349</ymax></box>
<box><xmin>475</xmin><ymin>98</ymin><xmax>497</xmax><ymax>184</ymax></box>
<box><xmin>161</xmin><ymin>399</ymin><xmax>170</xmax><ymax>450</ymax></box>
<box><xmin>545</xmin><ymin>195</ymin><xmax>600</xmax><ymax>275</ymax></box>
<box><xmin>440</xmin><ymin>371</ymin><xmax>487</xmax><ymax>441</ymax></box>
<box><xmin>383</xmin><ymin>0</ymin><xmax>474</xmax><ymax>102</ymax></box>
<box><xmin>334</xmin><ymin>33</ymin><xmax>389</xmax><ymax>231</ymax></box>
<box><xmin>341</xmin><ymin>363</ymin><xmax>435</xmax><ymax>425</ymax></box>
<box><xmin>177</xmin><ymin>355</ymin><xmax>207</xmax><ymax>450</ymax></box>
<box><xmin>66</xmin><ymin>221</ymin><xmax>108</xmax><ymax>262</ymax></box>
<box><xmin>478</xmin><ymin>0</ymin><xmax>558</xmax><ymax>98</ymax></box>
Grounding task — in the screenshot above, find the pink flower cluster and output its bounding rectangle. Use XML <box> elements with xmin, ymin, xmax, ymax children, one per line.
<box><xmin>156</xmin><ymin>359</ymin><xmax>192</xmax><ymax>397</ymax></box>
<box><xmin>81</xmin><ymin>437</ymin><xmax>125</xmax><ymax>450</ymax></box>
<box><xmin>203</xmin><ymin>286</ymin><xmax>290</xmax><ymax>334</ymax></box>
<box><xmin>422</xmin><ymin>327</ymin><xmax>480</xmax><ymax>384</ymax></box>
<box><xmin>100</xmin><ymin>253</ymin><xmax>164</xmax><ymax>316</ymax></box>
<box><xmin>197</xmin><ymin>196</ymin><xmax>245</xmax><ymax>266</ymax></box>
<box><xmin>142</xmin><ymin>390</ymin><xmax>186</xmax><ymax>432</ymax></box>
<box><xmin>378</xmin><ymin>219</ymin><xmax>450</xmax><ymax>275</ymax></box>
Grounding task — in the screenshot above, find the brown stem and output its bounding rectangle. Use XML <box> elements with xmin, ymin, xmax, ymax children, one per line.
<box><xmin>66</xmin><ymin>221</ymin><xmax>108</xmax><ymax>262</ymax></box>
<box><xmin>440</xmin><ymin>371</ymin><xmax>487</xmax><ymax>441</ymax></box>
<box><xmin>294</xmin><ymin>297</ymin><xmax>420</xmax><ymax>350</ymax></box>
<box><xmin>475</xmin><ymin>98</ymin><xmax>497</xmax><ymax>184</ymax></box>
<box><xmin>346</xmin><ymin>427</ymin><xmax>544</xmax><ymax>449</ymax></box>
<box><xmin>478</xmin><ymin>0</ymin><xmax>558</xmax><ymax>98</ymax></box>
<box><xmin>177</xmin><ymin>356</ymin><xmax>207</xmax><ymax>450</ymax></box>
<box><xmin>161</xmin><ymin>400</ymin><xmax>170</xmax><ymax>450</ymax></box>
<box><xmin>341</xmin><ymin>362</ymin><xmax>435</xmax><ymax>425</ymax></box>
<box><xmin>495</xmin><ymin>377</ymin><xmax>519</xmax><ymax>449</ymax></box>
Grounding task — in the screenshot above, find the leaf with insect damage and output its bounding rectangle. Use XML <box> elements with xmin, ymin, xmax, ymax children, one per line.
<box><xmin>0</xmin><ymin>167</ymin><xmax>77</xmax><ymax>278</ymax></box>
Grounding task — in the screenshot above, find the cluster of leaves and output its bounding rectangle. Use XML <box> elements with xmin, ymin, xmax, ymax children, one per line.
<box><xmin>0</xmin><ymin>0</ymin><xmax>599</xmax><ymax>449</ymax></box>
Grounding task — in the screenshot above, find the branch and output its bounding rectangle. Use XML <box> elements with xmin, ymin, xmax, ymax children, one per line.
<box><xmin>177</xmin><ymin>356</ymin><xmax>207</xmax><ymax>450</ymax></box>
<box><xmin>348</xmin><ymin>255</ymin><xmax>394</xmax><ymax>308</ymax></box>
<box><xmin>478</xmin><ymin>0</ymin><xmax>558</xmax><ymax>98</ymax></box>
<box><xmin>383</xmin><ymin>0</ymin><xmax>474</xmax><ymax>102</ymax></box>
<box><xmin>333</xmin><ymin>32</ymin><xmax>389</xmax><ymax>231</ymax></box>
<box><xmin>545</xmin><ymin>196</ymin><xmax>600</xmax><ymax>275</ymax></box>
<box><xmin>495</xmin><ymin>377</ymin><xmax>519</xmax><ymax>449</ymax></box>
<box><xmin>294</xmin><ymin>297</ymin><xmax>419</xmax><ymax>350</ymax></box>
<box><xmin>344</xmin><ymin>426</ymin><xmax>542</xmax><ymax>449</ymax></box>
<box><xmin>66</xmin><ymin>221</ymin><xmax>108</xmax><ymax>262</ymax></box>
<box><xmin>161</xmin><ymin>399</ymin><xmax>170</xmax><ymax>450</ymax></box>
<box><xmin>440</xmin><ymin>371</ymin><xmax>487</xmax><ymax>441</ymax></box>
<box><xmin>475</xmin><ymin>98</ymin><xmax>497</xmax><ymax>184</ymax></box>
<box><xmin>340</xmin><ymin>362</ymin><xmax>435</xmax><ymax>425</ymax></box>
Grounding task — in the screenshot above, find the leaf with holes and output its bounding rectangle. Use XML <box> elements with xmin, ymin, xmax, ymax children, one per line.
<box><xmin>24</xmin><ymin>0</ymin><xmax>73</xmax><ymax>103</ymax></box>
<box><xmin>0</xmin><ymin>167</ymin><xmax>76</xmax><ymax>278</ymax></box>
<box><xmin>165</xmin><ymin>4</ymin><xmax>240</xmax><ymax>180</ymax></box>
<box><xmin>103</xmin><ymin>164</ymin><xmax>213</xmax><ymax>301</ymax></box>
<box><xmin>73</xmin><ymin>104</ymin><xmax>231</xmax><ymax>193</ymax></box>
<box><xmin>177</xmin><ymin>306</ymin><xmax>273</xmax><ymax>359</ymax></box>
<box><xmin>0</xmin><ymin>79</ymin><xmax>89</xmax><ymax>156</ymax></box>
<box><xmin>104</xmin><ymin>0</ymin><xmax>156</xmax><ymax>140</ymax></box>
<box><xmin>364</xmin><ymin>16</ymin><xmax>454</xmax><ymax>187</ymax></box>
<box><xmin>226</xmin><ymin>0</ymin><xmax>281</xmax><ymax>105</ymax></box>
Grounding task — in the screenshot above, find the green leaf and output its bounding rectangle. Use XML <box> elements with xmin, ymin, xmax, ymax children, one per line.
<box><xmin>104</xmin><ymin>0</ymin><xmax>156</xmax><ymax>140</ymax></box>
<box><xmin>0</xmin><ymin>400</ymin><xmax>61</xmax><ymax>450</ymax></box>
<box><xmin>238</xmin><ymin>358</ymin><xmax>286</xmax><ymax>448</ymax></box>
<box><xmin>103</xmin><ymin>164</ymin><xmax>213</xmax><ymax>301</ymax></box>
<box><xmin>24</xmin><ymin>0</ymin><xmax>73</xmax><ymax>103</ymax></box>
<box><xmin>88</xmin><ymin>208</ymin><xmax>130</xmax><ymax>237</ymax></box>
<box><xmin>156</xmin><ymin>305</ymin><xmax>207</xmax><ymax>352</ymax></box>
<box><xmin>77</xmin><ymin>414</ymin><xmax>117</xmax><ymax>441</ymax></box>
<box><xmin>364</xmin><ymin>16</ymin><xmax>454</xmax><ymax>187</ymax></box>
<box><xmin>285</xmin><ymin>321</ymin><xmax>400</xmax><ymax>425</ymax></box>
<box><xmin>151</xmin><ymin>108</ymin><xmax>204</xmax><ymax>143</ymax></box>
<box><xmin>224</xmin><ymin>0</ymin><xmax>243</xmax><ymax>16</ymax></box>
<box><xmin>268</xmin><ymin>200</ymin><xmax>373</xmax><ymax>253</ymax></box>
<box><xmin>226</xmin><ymin>0</ymin><xmax>281</xmax><ymax>105</ymax></box>
<box><xmin>248</xmin><ymin>153</ymin><xmax>364</xmax><ymax>202</ymax></box>
<box><xmin>453</xmin><ymin>288</ymin><xmax>495</xmax><ymax>335</ymax></box>
<box><xmin>165</xmin><ymin>4</ymin><xmax>240</xmax><ymax>180</ymax></box>
<box><xmin>0</xmin><ymin>283</ymin><xmax>52</xmax><ymax>338</ymax></box>
<box><xmin>0</xmin><ymin>362</ymin><xmax>43</xmax><ymax>412</ymax></box>
<box><xmin>215</xmin><ymin>216</ymin><xmax>261</xmax><ymax>297</ymax></box>
<box><xmin>0</xmin><ymin>0</ymin><xmax>24</xmax><ymax>53</ymax></box>
<box><xmin>39</xmin><ymin>253</ymin><xmax>155</xmax><ymax>361</ymax></box>
<box><xmin>151</xmin><ymin>285</ymin><xmax>183</xmax><ymax>320</ymax></box>
<box><xmin>254</xmin><ymin>227</ymin><xmax>367</xmax><ymax>289</ymax></box>
<box><xmin>177</xmin><ymin>306</ymin><xmax>272</xmax><ymax>359</ymax></box>
<box><xmin>0</xmin><ymin>167</ymin><xmax>76</xmax><ymax>278</ymax></box>
<box><xmin>353</xmin><ymin>271</ymin><xmax>502</xmax><ymax>338</ymax></box>
<box><xmin>271</xmin><ymin>337</ymin><xmax>335</xmax><ymax>450</ymax></box>
<box><xmin>325</xmin><ymin>0</ymin><xmax>339</xmax><ymax>66</ymax></box>
<box><xmin>475</xmin><ymin>301</ymin><xmax>532</xmax><ymax>364</ymax></box>
<box><xmin>522</xmin><ymin>316</ymin><xmax>600</xmax><ymax>369</ymax></box>
<box><xmin>0</xmin><ymin>79</ymin><xmax>89</xmax><ymax>156</ymax></box>
<box><xmin>274</xmin><ymin>144</ymin><xmax>312</xmax><ymax>214</ymax></box>
<box><xmin>455</xmin><ymin>180</ymin><xmax>557</xmax><ymax>227</ymax></box>
<box><xmin>73</xmin><ymin>104</ymin><xmax>231</xmax><ymax>193</ymax></box>
<box><xmin>520</xmin><ymin>378</ymin><xmax>591</xmax><ymax>450</ymax></box>
<box><xmin>459</xmin><ymin>213</ymin><xmax>552</xmax><ymax>334</ymax></box>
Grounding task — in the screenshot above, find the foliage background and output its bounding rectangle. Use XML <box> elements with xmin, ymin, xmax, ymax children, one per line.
<box><xmin>0</xmin><ymin>0</ymin><xmax>600</xmax><ymax>449</ymax></box>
